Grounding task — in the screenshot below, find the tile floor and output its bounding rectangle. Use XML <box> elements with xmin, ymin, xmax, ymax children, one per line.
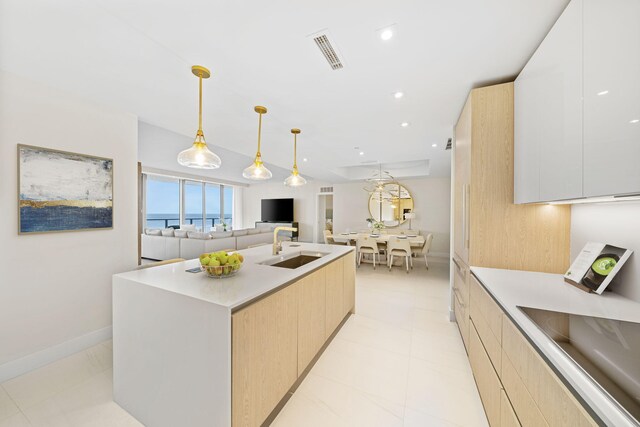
<box><xmin>0</xmin><ymin>259</ymin><xmax>488</xmax><ymax>427</ymax></box>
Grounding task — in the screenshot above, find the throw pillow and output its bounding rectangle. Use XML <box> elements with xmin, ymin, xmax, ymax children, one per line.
<box><xmin>180</xmin><ymin>224</ymin><xmax>197</xmax><ymax>231</ymax></box>
<box><xmin>145</xmin><ymin>228</ymin><xmax>162</xmax><ymax>236</ymax></box>
<box><xmin>174</xmin><ymin>230</ymin><xmax>188</xmax><ymax>238</ymax></box>
<box><xmin>187</xmin><ymin>231</ymin><xmax>212</xmax><ymax>240</ymax></box>
<box><xmin>161</xmin><ymin>228</ymin><xmax>175</xmax><ymax>237</ymax></box>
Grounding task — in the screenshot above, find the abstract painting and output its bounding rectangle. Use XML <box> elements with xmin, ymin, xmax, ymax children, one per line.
<box><xmin>18</xmin><ymin>145</ymin><xmax>113</xmax><ymax>234</ymax></box>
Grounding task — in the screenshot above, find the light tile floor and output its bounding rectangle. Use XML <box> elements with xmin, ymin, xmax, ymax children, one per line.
<box><xmin>0</xmin><ymin>259</ymin><xmax>488</xmax><ymax>427</ymax></box>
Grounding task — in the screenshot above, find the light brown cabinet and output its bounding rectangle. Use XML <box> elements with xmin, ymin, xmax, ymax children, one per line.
<box><xmin>297</xmin><ymin>269</ymin><xmax>326</xmax><ymax>375</ymax></box>
<box><xmin>469</xmin><ymin>320</ymin><xmax>503</xmax><ymax>427</ymax></box>
<box><xmin>325</xmin><ymin>258</ymin><xmax>344</xmax><ymax>339</ymax></box>
<box><xmin>232</xmin><ymin>283</ymin><xmax>299</xmax><ymax>427</ymax></box>
<box><xmin>467</xmin><ymin>274</ymin><xmax>598</xmax><ymax>427</ymax></box>
<box><xmin>452</xmin><ymin>83</ymin><xmax>571</xmax><ymax>275</ymax></box>
<box><xmin>231</xmin><ymin>253</ymin><xmax>356</xmax><ymax>426</ymax></box>
<box><xmin>342</xmin><ymin>251</ymin><xmax>356</xmax><ymax>316</ymax></box>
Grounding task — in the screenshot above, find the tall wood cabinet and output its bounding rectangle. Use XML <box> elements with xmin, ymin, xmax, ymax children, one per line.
<box><xmin>452</xmin><ymin>83</ymin><xmax>571</xmax><ymax>347</ymax></box>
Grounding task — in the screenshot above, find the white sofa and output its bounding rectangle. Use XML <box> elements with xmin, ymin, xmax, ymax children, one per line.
<box><xmin>180</xmin><ymin>234</ymin><xmax>236</xmax><ymax>260</ymax></box>
<box><xmin>141</xmin><ymin>234</ymin><xmax>181</xmax><ymax>261</ymax></box>
<box><xmin>141</xmin><ymin>226</ymin><xmax>279</xmax><ymax>261</ymax></box>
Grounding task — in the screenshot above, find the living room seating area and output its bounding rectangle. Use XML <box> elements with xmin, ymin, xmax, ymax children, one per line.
<box><xmin>141</xmin><ymin>225</ymin><xmax>281</xmax><ymax>261</ymax></box>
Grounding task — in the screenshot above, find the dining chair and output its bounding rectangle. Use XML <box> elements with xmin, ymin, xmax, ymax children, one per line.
<box><xmin>387</xmin><ymin>236</ymin><xmax>412</xmax><ymax>273</ymax></box>
<box><xmin>356</xmin><ymin>236</ymin><xmax>379</xmax><ymax>269</ymax></box>
<box><xmin>413</xmin><ymin>233</ymin><xmax>434</xmax><ymax>269</ymax></box>
<box><xmin>324</xmin><ymin>229</ymin><xmax>347</xmax><ymax>246</ymax></box>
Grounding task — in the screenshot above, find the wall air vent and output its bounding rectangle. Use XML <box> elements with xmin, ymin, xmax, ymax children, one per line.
<box><xmin>320</xmin><ymin>186</ymin><xmax>334</xmax><ymax>193</ymax></box>
<box><xmin>310</xmin><ymin>31</ymin><xmax>344</xmax><ymax>70</ymax></box>
<box><xmin>445</xmin><ymin>138</ymin><xmax>452</xmax><ymax>150</ymax></box>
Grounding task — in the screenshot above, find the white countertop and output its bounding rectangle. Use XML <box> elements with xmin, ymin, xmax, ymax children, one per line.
<box><xmin>471</xmin><ymin>267</ymin><xmax>640</xmax><ymax>427</ymax></box>
<box><xmin>114</xmin><ymin>242</ymin><xmax>354</xmax><ymax>310</ymax></box>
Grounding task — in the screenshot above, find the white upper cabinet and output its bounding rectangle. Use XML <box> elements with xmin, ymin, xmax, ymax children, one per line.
<box><xmin>583</xmin><ymin>0</ymin><xmax>640</xmax><ymax>197</ymax></box>
<box><xmin>514</xmin><ymin>0</ymin><xmax>583</xmax><ymax>203</ymax></box>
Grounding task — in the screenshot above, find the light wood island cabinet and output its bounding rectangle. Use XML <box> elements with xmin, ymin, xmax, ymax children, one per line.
<box><xmin>232</xmin><ymin>252</ymin><xmax>355</xmax><ymax>426</ymax></box>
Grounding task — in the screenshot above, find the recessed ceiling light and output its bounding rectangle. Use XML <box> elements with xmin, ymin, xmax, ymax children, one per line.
<box><xmin>631</xmin><ymin>119</ymin><xmax>640</xmax><ymax>124</ymax></box>
<box><xmin>359</xmin><ymin>152</ymin><xmax>365</xmax><ymax>156</ymax></box>
<box><xmin>380</xmin><ymin>29</ymin><xmax>393</xmax><ymax>41</ymax></box>
<box><xmin>432</xmin><ymin>144</ymin><xmax>438</xmax><ymax>148</ymax></box>
<box><xmin>400</xmin><ymin>122</ymin><xmax>410</xmax><ymax>127</ymax></box>
<box><xmin>303</xmin><ymin>158</ymin><xmax>308</xmax><ymax>162</ymax></box>
<box><xmin>597</xmin><ymin>90</ymin><xmax>609</xmax><ymax>96</ymax></box>
<box><xmin>393</xmin><ymin>91</ymin><xmax>404</xmax><ymax>99</ymax></box>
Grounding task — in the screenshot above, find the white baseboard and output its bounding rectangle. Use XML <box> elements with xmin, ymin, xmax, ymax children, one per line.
<box><xmin>0</xmin><ymin>326</ymin><xmax>112</xmax><ymax>383</ymax></box>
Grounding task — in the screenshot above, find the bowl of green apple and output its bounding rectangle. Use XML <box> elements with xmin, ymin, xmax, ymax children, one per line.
<box><xmin>199</xmin><ymin>251</ymin><xmax>244</xmax><ymax>278</ymax></box>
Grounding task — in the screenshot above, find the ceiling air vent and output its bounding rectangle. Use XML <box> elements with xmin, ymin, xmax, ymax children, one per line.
<box><xmin>320</xmin><ymin>186</ymin><xmax>334</xmax><ymax>193</ymax></box>
<box><xmin>311</xmin><ymin>32</ymin><xmax>344</xmax><ymax>70</ymax></box>
<box><xmin>445</xmin><ymin>138</ymin><xmax>452</xmax><ymax>150</ymax></box>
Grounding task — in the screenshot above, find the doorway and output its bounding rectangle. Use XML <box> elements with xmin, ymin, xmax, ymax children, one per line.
<box><xmin>315</xmin><ymin>193</ymin><xmax>334</xmax><ymax>243</ymax></box>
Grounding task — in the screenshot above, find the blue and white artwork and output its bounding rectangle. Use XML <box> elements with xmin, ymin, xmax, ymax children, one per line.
<box><xmin>18</xmin><ymin>145</ymin><xmax>113</xmax><ymax>234</ymax></box>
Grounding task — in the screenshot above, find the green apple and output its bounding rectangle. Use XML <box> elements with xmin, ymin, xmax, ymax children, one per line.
<box><xmin>200</xmin><ymin>257</ymin><xmax>210</xmax><ymax>266</ymax></box>
<box><xmin>209</xmin><ymin>258</ymin><xmax>221</xmax><ymax>267</ymax></box>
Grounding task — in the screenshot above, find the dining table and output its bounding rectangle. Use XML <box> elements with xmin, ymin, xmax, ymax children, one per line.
<box><xmin>329</xmin><ymin>232</ymin><xmax>425</xmax><ymax>247</ymax></box>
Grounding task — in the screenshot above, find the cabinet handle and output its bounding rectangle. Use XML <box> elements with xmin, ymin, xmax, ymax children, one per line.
<box><xmin>464</xmin><ymin>184</ymin><xmax>470</xmax><ymax>249</ymax></box>
<box><xmin>461</xmin><ymin>184</ymin><xmax>467</xmax><ymax>250</ymax></box>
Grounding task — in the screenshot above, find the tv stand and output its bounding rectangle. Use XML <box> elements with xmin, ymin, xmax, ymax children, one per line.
<box><xmin>255</xmin><ymin>221</ymin><xmax>299</xmax><ymax>241</ymax></box>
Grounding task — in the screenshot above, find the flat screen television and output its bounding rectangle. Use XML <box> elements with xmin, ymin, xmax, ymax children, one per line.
<box><xmin>261</xmin><ymin>198</ymin><xmax>294</xmax><ymax>222</ymax></box>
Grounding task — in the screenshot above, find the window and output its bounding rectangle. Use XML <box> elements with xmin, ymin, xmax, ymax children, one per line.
<box><xmin>184</xmin><ymin>181</ymin><xmax>204</xmax><ymax>231</ymax></box>
<box><xmin>145</xmin><ymin>175</ymin><xmax>180</xmax><ymax>229</ymax></box>
<box><xmin>144</xmin><ymin>174</ymin><xmax>236</xmax><ymax>231</ymax></box>
<box><xmin>205</xmin><ymin>183</ymin><xmax>221</xmax><ymax>231</ymax></box>
<box><xmin>223</xmin><ymin>186</ymin><xmax>233</xmax><ymax>226</ymax></box>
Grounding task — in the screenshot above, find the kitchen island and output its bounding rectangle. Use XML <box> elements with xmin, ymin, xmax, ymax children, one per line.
<box><xmin>112</xmin><ymin>242</ymin><xmax>356</xmax><ymax>427</ymax></box>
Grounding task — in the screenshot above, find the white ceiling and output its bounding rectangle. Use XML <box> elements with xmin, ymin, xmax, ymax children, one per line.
<box><xmin>0</xmin><ymin>0</ymin><xmax>569</xmax><ymax>182</ymax></box>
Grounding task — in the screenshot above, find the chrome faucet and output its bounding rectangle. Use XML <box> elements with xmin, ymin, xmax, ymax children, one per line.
<box><xmin>273</xmin><ymin>226</ymin><xmax>298</xmax><ymax>255</ymax></box>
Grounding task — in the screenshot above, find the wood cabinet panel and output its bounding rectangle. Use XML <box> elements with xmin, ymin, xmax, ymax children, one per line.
<box><xmin>454</xmin><ymin>292</ymin><xmax>469</xmax><ymax>351</ymax></box>
<box><xmin>342</xmin><ymin>251</ymin><xmax>356</xmax><ymax>316</ymax></box>
<box><xmin>501</xmin><ymin>388</ymin><xmax>522</xmax><ymax>427</ymax></box>
<box><xmin>467</xmin><ymin>83</ymin><xmax>571</xmax><ymax>274</ymax></box>
<box><xmin>297</xmin><ymin>270</ymin><xmax>326</xmax><ymax>376</ymax></box>
<box><xmin>232</xmin><ymin>284</ymin><xmax>299</xmax><ymax>427</ymax></box>
<box><xmin>501</xmin><ymin>349</ymin><xmax>548</xmax><ymax>427</ymax></box>
<box><xmin>454</xmin><ymin>96</ymin><xmax>472</xmax><ymax>264</ymax></box>
<box><xmin>502</xmin><ymin>320</ymin><xmax>597</xmax><ymax>427</ymax></box>
<box><xmin>469</xmin><ymin>293</ymin><xmax>502</xmax><ymax>376</ymax></box>
<box><xmin>325</xmin><ymin>258</ymin><xmax>345</xmax><ymax>339</ymax></box>
<box><xmin>469</xmin><ymin>320</ymin><xmax>502</xmax><ymax>426</ymax></box>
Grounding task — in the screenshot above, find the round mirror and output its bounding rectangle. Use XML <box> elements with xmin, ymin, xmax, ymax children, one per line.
<box><xmin>368</xmin><ymin>182</ymin><xmax>414</xmax><ymax>226</ymax></box>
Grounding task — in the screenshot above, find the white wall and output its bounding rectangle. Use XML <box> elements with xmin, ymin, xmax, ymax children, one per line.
<box><xmin>242</xmin><ymin>181</ymin><xmax>330</xmax><ymax>242</ymax></box>
<box><xmin>571</xmin><ymin>201</ymin><xmax>640</xmax><ymax>302</ymax></box>
<box><xmin>333</xmin><ymin>177</ymin><xmax>451</xmax><ymax>257</ymax></box>
<box><xmin>0</xmin><ymin>71</ymin><xmax>138</xmax><ymax>377</ymax></box>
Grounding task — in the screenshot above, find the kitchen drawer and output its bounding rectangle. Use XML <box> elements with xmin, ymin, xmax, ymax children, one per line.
<box><xmin>469</xmin><ymin>320</ymin><xmax>502</xmax><ymax>426</ymax></box>
<box><xmin>453</xmin><ymin>257</ymin><xmax>469</xmax><ymax>306</ymax></box>
<box><xmin>454</xmin><ymin>291</ymin><xmax>469</xmax><ymax>351</ymax></box>
<box><xmin>470</xmin><ymin>274</ymin><xmax>502</xmax><ymax>345</ymax></box>
<box><xmin>501</xmin><ymin>349</ymin><xmax>548</xmax><ymax>427</ymax></box>
<box><xmin>469</xmin><ymin>275</ymin><xmax>502</xmax><ymax>374</ymax></box>
<box><xmin>470</xmin><ymin>295</ymin><xmax>502</xmax><ymax>376</ymax></box>
<box><xmin>502</xmin><ymin>320</ymin><xmax>597</xmax><ymax>426</ymax></box>
<box><xmin>501</xmin><ymin>388</ymin><xmax>522</xmax><ymax>427</ymax></box>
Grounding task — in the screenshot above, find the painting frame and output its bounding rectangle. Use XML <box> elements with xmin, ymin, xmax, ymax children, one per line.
<box><xmin>17</xmin><ymin>144</ymin><xmax>114</xmax><ymax>235</ymax></box>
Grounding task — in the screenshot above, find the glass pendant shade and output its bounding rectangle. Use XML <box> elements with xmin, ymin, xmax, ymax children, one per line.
<box><xmin>177</xmin><ymin>65</ymin><xmax>222</xmax><ymax>169</ymax></box>
<box><xmin>242</xmin><ymin>154</ymin><xmax>273</xmax><ymax>180</ymax></box>
<box><xmin>284</xmin><ymin>128</ymin><xmax>307</xmax><ymax>186</ymax></box>
<box><xmin>243</xmin><ymin>106</ymin><xmax>273</xmax><ymax>180</ymax></box>
<box><xmin>178</xmin><ymin>131</ymin><xmax>222</xmax><ymax>169</ymax></box>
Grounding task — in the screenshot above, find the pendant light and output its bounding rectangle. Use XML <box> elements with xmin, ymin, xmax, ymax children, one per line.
<box><xmin>242</xmin><ymin>106</ymin><xmax>272</xmax><ymax>180</ymax></box>
<box><xmin>284</xmin><ymin>128</ymin><xmax>307</xmax><ymax>187</ymax></box>
<box><xmin>177</xmin><ymin>66</ymin><xmax>222</xmax><ymax>169</ymax></box>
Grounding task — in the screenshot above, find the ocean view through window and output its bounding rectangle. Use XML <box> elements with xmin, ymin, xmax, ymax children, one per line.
<box><xmin>145</xmin><ymin>174</ymin><xmax>235</xmax><ymax>231</ymax></box>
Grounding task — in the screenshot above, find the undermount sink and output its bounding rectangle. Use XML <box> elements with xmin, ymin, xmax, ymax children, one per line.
<box><xmin>259</xmin><ymin>251</ymin><xmax>329</xmax><ymax>269</ymax></box>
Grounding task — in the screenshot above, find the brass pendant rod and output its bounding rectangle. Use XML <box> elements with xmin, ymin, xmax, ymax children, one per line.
<box><xmin>198</xmin><ymin>73</ymin><xmax>203</xmax><ymax>132</ymax></box>
<box><xmin>293</xmin><ymin>133</ymin><xmax>297</xmax><ymax>170</ymax></box>
<box><xmin>256</xmin><ymin>112</ymin><xmax>262</xmax><ymax>157</ymax></box>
